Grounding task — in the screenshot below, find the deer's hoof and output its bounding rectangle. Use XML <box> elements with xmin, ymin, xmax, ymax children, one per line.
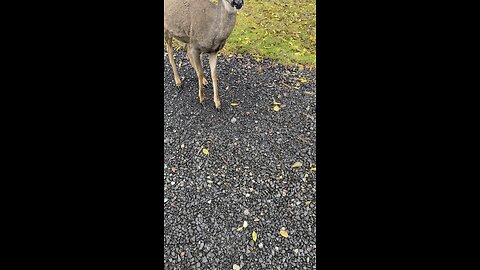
<box><xmin>202</xmin><ymin>78</ymin><xmax>209</xmax><ymax>87</ymax></box>
<box><xmin>214</xmin><ymin>100</ymin><xmax>221</xmax><ymax>110</ymax></box>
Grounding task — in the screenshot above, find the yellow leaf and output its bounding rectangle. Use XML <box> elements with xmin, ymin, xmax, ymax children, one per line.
<box><xmin>273</xmin><ymin>105</ymin><xmax>280</xmax><ymax>112</ymax></box>
<box><xmin>249</xmin><ymin>187</ymin><xmax>254</xmax><ymax>192</ymax></box>
<box><xmin>311</xmin><ymin>167</ymin><xmax>316</xmax><ymax>172</ymax></box>
<box><xmin>202</xmin><ymin>149</ymin><xmax>209</xmax><ymax>155</ymax></box>
<box><xmin>236</xmin><ymin>227</ymin><xmax>243</xmax><ymax>232</ymax></box>
<box><xmin>292</xmin><ymin>162</ymin><xmax>303</xmax><ymax>168</ymax></box>
<box><xmin>300</xmin><ymin>78</ymin><xmax>308</xmax><ymax>83</ymax></box>
<box><xmin>280</xmin><ymin>229</ymin><xmax>289</xmax><ymax>238</ymax></box>
<box><xmin>273</xmin><ymin>101</ymin><xmax>281</xmax><ymax>105</ymax></box>
<box><xmin>230</xmin><ymin>103</ymin><xmax>239</xmax><ymax>107</ymax></box>
<box><xmin>252</xmin><ymin>231</ymin><xmax>257</xmax><ymax>242</ymax></box>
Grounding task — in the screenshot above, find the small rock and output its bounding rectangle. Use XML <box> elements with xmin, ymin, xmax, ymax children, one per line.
<box><xmin>233</xmin><ymin>264</ymin><xmax>241</xmax><ymax>270</ymax></box>
<box><xmin>231</xmin><ymin>117</ymin><xmax>237</xmax><ymax>124</ymax></box>
<box><xmin>258</xmin><ymin>243</ymin><xmax>264</xmax><ymax>249</ymax></box>
<box><xmin>244</xmin><ymin>209</ymin><xmax>250</xmax><ymax>215</ymax></box>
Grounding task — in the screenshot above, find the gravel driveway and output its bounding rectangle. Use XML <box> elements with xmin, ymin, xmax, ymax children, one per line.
<box><xmin>164</xmin><ymin>49</ymin><xmax>317</xmax><ymax>269</ymax></box>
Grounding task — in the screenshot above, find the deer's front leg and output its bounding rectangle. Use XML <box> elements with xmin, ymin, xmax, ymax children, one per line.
<box><xmin>186</xmin><ymin>46</ymin><xmax>208</xmax><ymax>87</ymax></box>
<box><xmin>189</xmin><ymin>48</ymin><xmax>205</xmax><ymax>105</ymax></box>
<box><xmin>208</xmin><ymin>52</ymin><xmax>220</xmax><ymax>110</ymax></box>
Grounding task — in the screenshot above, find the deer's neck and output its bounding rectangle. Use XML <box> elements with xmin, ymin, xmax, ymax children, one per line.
<box><xmin>211</xmin><ymin>0</ymin><xmax>237</xmax><ymax>41</ymax></box>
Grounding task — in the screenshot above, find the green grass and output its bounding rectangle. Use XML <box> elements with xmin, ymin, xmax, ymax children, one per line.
<box><xmin>170</xmin><ymin>0</ymin><xmax>316</xmax><ymax>68</ymax></box>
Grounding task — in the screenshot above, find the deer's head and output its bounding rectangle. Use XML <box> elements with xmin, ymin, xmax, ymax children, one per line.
<box><xmin>226</xmin><ymin>0</ymin><xmax>243</xmax><ymax>10</ymax></box>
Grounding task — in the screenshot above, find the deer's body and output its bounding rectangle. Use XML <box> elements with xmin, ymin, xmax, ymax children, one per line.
<box><xmin>164</xmin><ymin>0</ymin><xmax>243</xmax><ymax>109</ymax></box>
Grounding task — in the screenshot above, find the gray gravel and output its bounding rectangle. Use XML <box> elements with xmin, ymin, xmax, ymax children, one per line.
<box><xmin>164</xmin><ymin>49</ymin><xmax>317</xmax><ymax>269</ymax></box>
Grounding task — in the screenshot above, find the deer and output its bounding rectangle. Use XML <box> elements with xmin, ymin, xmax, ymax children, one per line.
<box><xmin>164</xmin><ymin>0</ymin><xmax>244</xmax><ymax>110</ymax></box>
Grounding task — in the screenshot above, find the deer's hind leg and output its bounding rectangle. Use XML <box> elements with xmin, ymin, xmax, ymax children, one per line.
<box><xmin>164</xmin><ymin>31</ymin><xmax>182</xmax><ymax>87</ymax></box>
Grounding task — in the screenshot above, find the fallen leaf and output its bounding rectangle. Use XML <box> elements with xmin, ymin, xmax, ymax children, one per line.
<box><xmin>292</xmin><ymin>162</ymin><xmax>303</xmax><ymax>168</ymax></box>
<box><xmin>248</xmin><ymin>187</ymin><xmax>254</xmax><ymax>192</ymax></box>
<box><xmin>236</xmin><ymin>227</ymin><xmax>244</xmax><ymax>232</ymax></box>
<box><xmin>273</xmin><ymin>105</ymin><xmax>280</xmax><ymax>112</ymax></box>
<box><xmin>252</xmin><ymin>231</ymin><xmax>257</xmax><ymax>242</ymax></box>
<box><xmin>273</xmin><ymin>101</ymin><xmax>281</xmax><ymax>105</ymax></box>
<box><xmin>280</xmin><ymin>229</ymin><xmax>289</xmax><ymax>238</ymax></box>
<box><xmin>202</xmin><ymin>148</ymin><xmax>209</xmax><ymax>155</ymax></box>
<box><xmin>311</xmin><ymin>167</ymin><xmax>316</xmax><ymax>172</ymax></box>
<box><xmin>230</xmin><ymin>103</ymin><xmax>239</xmax><ymax>107</ymax></box>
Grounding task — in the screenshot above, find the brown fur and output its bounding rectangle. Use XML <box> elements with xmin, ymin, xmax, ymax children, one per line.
<box><xmin>164</xmin><ymin>0</ymin><xmax>241</xmax><ymax>109</ymax></box>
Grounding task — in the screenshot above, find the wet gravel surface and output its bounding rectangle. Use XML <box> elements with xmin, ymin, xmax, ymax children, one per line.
<box><xmin>163</xmin><ymin>49</ymin><xmax>317</xmax><ymax>269</ymax></box>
